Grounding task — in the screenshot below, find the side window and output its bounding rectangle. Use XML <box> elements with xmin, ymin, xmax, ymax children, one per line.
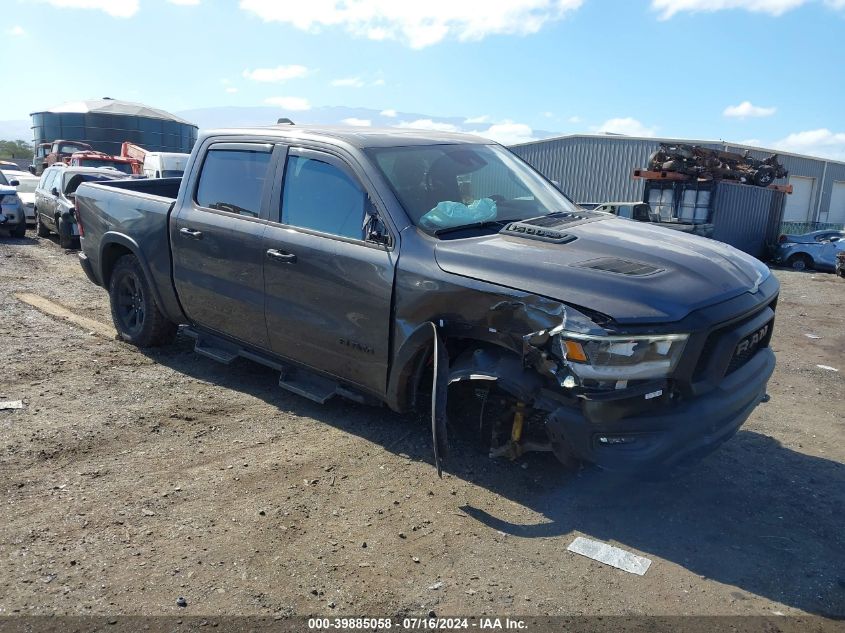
<box><xmin>195</xmin><ymin>148</ymin><xmax>271</xmax><ymax>218</ymax></box>
<box><xmin>281</xmin><ymin>155</ymin><xmax>365</xmax><ymax>240</ymax></box>
<box><xmin>41</xmin><ymin>169</ymin><xmax>57</xmax><ymax>193</ymax></box>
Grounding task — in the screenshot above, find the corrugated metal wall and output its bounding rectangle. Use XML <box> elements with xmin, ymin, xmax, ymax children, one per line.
<box><xmin>710</xmin><ymin>181</ymin><xmax>786</xmax><ymax>258</ymax></box>
<box><xmin>513</xmin><ymin>135</ymin><xmax>843</xmax><ymax>224</ymax></box>
<box><xmin>512</xmin><ymin>136</ymin><xmax>722</xmax><ymax>206</ymax></box>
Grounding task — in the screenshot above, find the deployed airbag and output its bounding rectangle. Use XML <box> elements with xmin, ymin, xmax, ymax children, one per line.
<box><xmin>419</xmin><ymin>198</ymin><xmax>497</xmax><ymax>230</ymax></box>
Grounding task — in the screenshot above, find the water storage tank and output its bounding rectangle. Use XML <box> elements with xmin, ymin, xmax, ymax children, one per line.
<box><xmin>30</xmin><ymin>97</ymin><xmax>198</xmax><ymax>157</ymax></box>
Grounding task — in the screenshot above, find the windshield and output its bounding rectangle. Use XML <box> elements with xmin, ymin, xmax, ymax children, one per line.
<box><xmin>77</xmin><ymin>159</ymin><xmax>134</xmax><ymax>174</ymax></box>
<box><xmin>58</xmin><ymin>144</ymin><xmax>89</xmax><ymax>154</ymax></box>
<box><xmin>161</xmin><ymin>169</ymin><xmax>184</xmax><ymax>178</ymax></box>
<box><xmin>0</xmin><ymin>172</ymin><xmax>7</xmax><ymax>186</ymax></box>
<box><xmin>366</xmin><ymin>143</ymin><xmax>577</xmax><ymax>234</ymax></box>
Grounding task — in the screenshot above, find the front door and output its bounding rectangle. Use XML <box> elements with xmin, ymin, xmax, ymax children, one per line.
<box><xmin>262</xmin><ymin>147</ymin><xmax>396</xmax><ymax>395</ymax></box>
<box><xmin>172</xmin><ymin>141</ymin><xmax>277</xmax><ymax>348</ymax></box>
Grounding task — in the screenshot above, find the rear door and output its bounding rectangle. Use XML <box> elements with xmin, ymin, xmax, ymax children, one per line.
<box><xmin>172</xmin><ymin>141</ymin><xmax>278</xmax><ymax>348</ymax></box>
<box><xmin>36</xmin><ymin>168</ymin><xmax>59</xmax><ymax>229</ymax></box>
<box><xmin>262</xmin><ymin>146</ymin><xmax>397</xmax><ymax>394</ymax></box>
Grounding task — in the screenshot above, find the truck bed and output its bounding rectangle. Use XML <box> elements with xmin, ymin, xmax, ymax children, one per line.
<box><xmin>75</xmin><ymin>177</ymin><xmax>185</xmax><ymax>322</ymax></box>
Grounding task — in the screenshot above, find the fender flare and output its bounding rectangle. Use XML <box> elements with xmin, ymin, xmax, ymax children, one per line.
<box><xmin>98</xmin><ymin>232</ymin><xmax>169</xmax><ymax>315</ymax></box>
<box><xmin>386</xmin><ymin>322</ymin><xmax>437</xmax><ymax>412</ymax></box>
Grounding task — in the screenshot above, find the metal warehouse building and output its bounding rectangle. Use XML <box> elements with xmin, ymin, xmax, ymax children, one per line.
<box><xmin>511</xmin><ymin>135</ymin><xmax>845</xmax><ymax>228</ymax></box>
<box><xmin>30</xmin><ymin>98</ymin><xmax>198</xmax><ymax>157</ymax></box>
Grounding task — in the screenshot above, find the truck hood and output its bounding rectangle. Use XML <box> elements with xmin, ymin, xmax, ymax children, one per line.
<box><xmin>433</xmin><ymin>217</ymin><xmax>769</xmax><ymax>324</ymax></box>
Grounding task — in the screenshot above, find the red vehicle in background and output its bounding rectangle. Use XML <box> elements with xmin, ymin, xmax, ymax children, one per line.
<box><xmin>68</xmin><ymin>151</ymin><xmax>141</xmax><ymax>175</ymax></box>
<box><xmin>28</xmin><ymin>140</ymin><xmax>95</xmax><ymax>175</ymax></box>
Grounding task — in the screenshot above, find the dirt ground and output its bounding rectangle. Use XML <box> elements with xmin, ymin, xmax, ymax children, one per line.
<box><xmin>0</xmin><ymin>233</ymin><xmax>843</xmax><ymax>619</ymax></box>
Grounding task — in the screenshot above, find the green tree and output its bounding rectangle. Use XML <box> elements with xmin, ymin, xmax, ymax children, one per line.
<box><xmin>0</xmin><ymin>140</ymin><xmax>34</xmax><ymax>159</ymax></box>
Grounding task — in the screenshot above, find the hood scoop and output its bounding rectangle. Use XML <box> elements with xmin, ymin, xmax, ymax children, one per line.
<box><xmin>577</xmin><ymin>257</ymin><xmax>663</xmax><ymax>277</ymax></box>
<box><xmin>499</xmin><ymin>211</ymin><xmax>602</xmax><ymax>244</ymax></box>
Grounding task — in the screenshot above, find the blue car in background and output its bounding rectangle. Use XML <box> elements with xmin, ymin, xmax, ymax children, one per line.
<box><xmin>775</xmin><ymin>229</ymin><xmax>845</xmax><ymax>272</ymax></box>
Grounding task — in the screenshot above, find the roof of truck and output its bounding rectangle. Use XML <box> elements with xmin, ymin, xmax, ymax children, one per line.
<box><xmin>202</xmin><ymin>125</ymin><xmax>492</xmax><ymax>148</ymax></box>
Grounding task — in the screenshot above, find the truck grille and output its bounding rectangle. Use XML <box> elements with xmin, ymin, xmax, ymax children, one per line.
<box><xmin>693</xmin><ymin>302</ymin><xmax>775</xmax><ymax>381</ymax></box>
<box><xmin>725</xmin><ymin>322</ymin><xmax>773</xmax><ymax>375</ymax></box>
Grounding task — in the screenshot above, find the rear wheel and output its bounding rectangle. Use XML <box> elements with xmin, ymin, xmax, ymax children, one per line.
<box><xmin>787</xmin><ymin>253</ymin><xmax>812</xmax><ymax>271</ymax></box>
<box><xmin>12</xmin><ymin>222</ymin><xmax>26</xmax><ymax>238</ymax></box>
<box><xmin>36</xmin><ymin>211</ymin><xmax>50</xmax><ymax>237</ymax></box>
<box><xmin>108</xmin><ymin>255</ymin><xmax>177</xmax><ymax>347</ymax></box>
<box><xmin>57</xmin><ymin>216</ymin><xmax>74</xmax><ymax>249</ymax></box>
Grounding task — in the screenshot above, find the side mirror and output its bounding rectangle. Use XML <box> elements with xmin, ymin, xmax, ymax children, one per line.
<box><xmin>363</xmin><ymin>196</ymin><xmax>390</xmax><ymax>245</ymax></box>
<box><xmin>51</xmin><ymin>187</ymin><xmax>60</xmax><ymax>197</ymax></box>
<box><xmin>367</xmin><ymin>219</ymin><xmax>391</xmax><ymax>245</ymax></box>
<box><xmin>10</xmin><ymin>179</ymin><xmax>19</xmax><ymax>187</ymax></box>
<box><xmin>28</xmin><ymin>166</ymin><xmax>36</xmax><ymax>175</ymax></box>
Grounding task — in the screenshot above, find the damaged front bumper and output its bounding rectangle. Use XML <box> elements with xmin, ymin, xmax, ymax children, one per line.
<box><xmin>544</xmin><ymin>347</ymin><xmax>775</xmax><ymax>473</ymax></box>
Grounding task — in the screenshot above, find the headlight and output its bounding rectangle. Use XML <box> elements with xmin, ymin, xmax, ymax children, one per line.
<box><xmin>1</xmin><ymin>194</ymin><xmax>21</xmax><ymax>206</ymax></box>
<box><xmin>557</xmin><ymin>331</ymin><xmax>688</xmax><ymax>382</ymax></box>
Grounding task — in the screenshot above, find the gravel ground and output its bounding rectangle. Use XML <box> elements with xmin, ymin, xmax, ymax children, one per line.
<box><xmin>0</xmin><ymin>233</ymin><xmax>843</xmax><ymax>619</ymax></box>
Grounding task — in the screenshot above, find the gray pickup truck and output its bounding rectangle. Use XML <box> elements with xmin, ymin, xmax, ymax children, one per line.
<box><xmin>75</xmin><ymin>126</ymin><xmax>778</xmax><ymax>475</ymax></box>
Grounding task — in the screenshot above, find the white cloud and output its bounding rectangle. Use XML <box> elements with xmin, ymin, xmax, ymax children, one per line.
<box><xmin>774</xmin><ymin>129</ymin><xmax>845</xmax><ymax>161</ymax></box>
<box><xmin>168</xmin><ymin>0</ymin><xmax>200</xmax><ymax>4</ymax></box>
<box><xmin>331</xmin><ymin>77</ymin><xmax>365</xmax><ymax>88</ymax></box>
<box><xmin>38</xmin><ymin>0</ymin><xmax>139</xmax><ymax>17</ymax></box>
<box><xmin>342</xmin><ymin>118</ymin><xmax>372</xmax><ymax>127</ymax></box>
<box><xmin>464</xmin><ymin>115</ymin><xmax>490</xmax><ymax>124</ymax></box>
<box><xmin>243</xmin><ymin>65</ymin><xmax>309</xmax><ymax>83</ymax></box>
<box><xmin>263</xmin><ymin>96</ymin><xmax>311</xmax><ymax>111</ymax></box>
<box><xmin>239</xmin><ymin>0</ymin><xmax>584</xmax><ymax>48</ymax></box>
<box><xmin>225</xmin><ymin>87</ymin><xmax>239</xmax><ymax>94</ymax></box>
<box><xmin>8</xmin><ymin>25</ymin><xmax>26</xmax><ymax>36</ymax></box>
<box><xmin>723</xmin><ymin>100</ymin><xmax>776</xmax><ymax>118</ymax></box>
<box><xmin>380</xmin><ymin>109</ymin><xmax>397</xmax><ymax>118</ymax></box>
<box><xmin>395</xmin><ymin>119</ymin><xmax>460</xmax><ymax>132</ymax></box>
<box><xmin>650</xmin><ymin>0</ymin><xmax>844</xmax><ymax>19</ymax></box>
<box><xmin>567</xmin><ymin>115</ymin><xmax>581</xmax><ymax>123</ymax></box>
<box><xmin>470</xmin><ymin>121</ymin><xmax>537</xmax><ymax>145</ymax></box>
<box><xmin>371</xmin><ymin>78</ymin><xmax>386</xmax><ymax>86</ymax></box>
<box><xmin>592</xmin><ymin>117</ymin><xmax>657</xmax><ymax>137</ymax></box>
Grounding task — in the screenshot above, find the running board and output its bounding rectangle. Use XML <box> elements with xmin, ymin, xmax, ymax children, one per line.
<box><xmin>193</xmin><ymin>335</ymin><xmax>240</xmax><ymax>365</ymax></box>
<box><xmin>278</xmin><ymin>368</ymin><xmax>338</xmax><ymax>404</ymax></box>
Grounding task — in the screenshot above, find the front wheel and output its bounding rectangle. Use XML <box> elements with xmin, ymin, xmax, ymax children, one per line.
<box><xmin>108</xmin><ymin>255</ymin><xmax>177</xmax><ymax>347</ymax></box>
<box><xmin>787</xmin><ymin>253</ymin><xmax>812</xmax><ymax>271</ymax></box>
<box><xmin>36</xmin><ymin>212</ymin><xmax>50</xmax><ymax>237</ymax></box>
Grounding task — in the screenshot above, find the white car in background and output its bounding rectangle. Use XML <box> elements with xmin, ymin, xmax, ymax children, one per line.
<box><xmin>1</xmin><ymin>170</ymin><xmax>38</xmax><ymax>225</ymax></box>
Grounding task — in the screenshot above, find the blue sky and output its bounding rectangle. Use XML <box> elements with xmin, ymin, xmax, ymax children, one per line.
<box><xmin>3</xmin><ymin>0</ymin><xmax>844</xmax><ymax>157</ymax></box>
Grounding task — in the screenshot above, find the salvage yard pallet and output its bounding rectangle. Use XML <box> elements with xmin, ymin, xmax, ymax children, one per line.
<box><xmin>632</xmin><ymin>168</ymin><xmax>793</xmax><ymax>194</ymax></box>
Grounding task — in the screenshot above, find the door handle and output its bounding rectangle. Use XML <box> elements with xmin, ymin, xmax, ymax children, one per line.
<box><xmin>179</xmin><ymin>227</ymin><xmax>203</xmax><ymax>240</ymax></box>
<box><xmin>266</xmin><ymin>248</ymin><xmax>297</xmax><ymax>264</ymax></box>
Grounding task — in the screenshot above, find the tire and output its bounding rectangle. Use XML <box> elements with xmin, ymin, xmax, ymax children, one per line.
<box><xmin>108</xmin><ymin>255</ymin><xmax>177</xmax><ymax>347</ymax></box>
<box><xmin>57</xmin><ymin>216</ymin><xmax>74</xmax><ymax>249</ymax></box>
<box><xmin>787</xmin><ymin>253</ymin><xmax>812</xmax><ymax>271</ymax></box>
<box><xmin>12</xmin><ymin>222</ymin><xmax>26</xmax><ymax>238</ymax></box>
<box><xmin>754</xmin><ymin>167</ymin><xmax>776</xmax><ymax>187</ymax></box>
<box><xmin>36</xmin><ymin>212</ymin><xmax>50</xmax><ymax>237</ymax></box>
